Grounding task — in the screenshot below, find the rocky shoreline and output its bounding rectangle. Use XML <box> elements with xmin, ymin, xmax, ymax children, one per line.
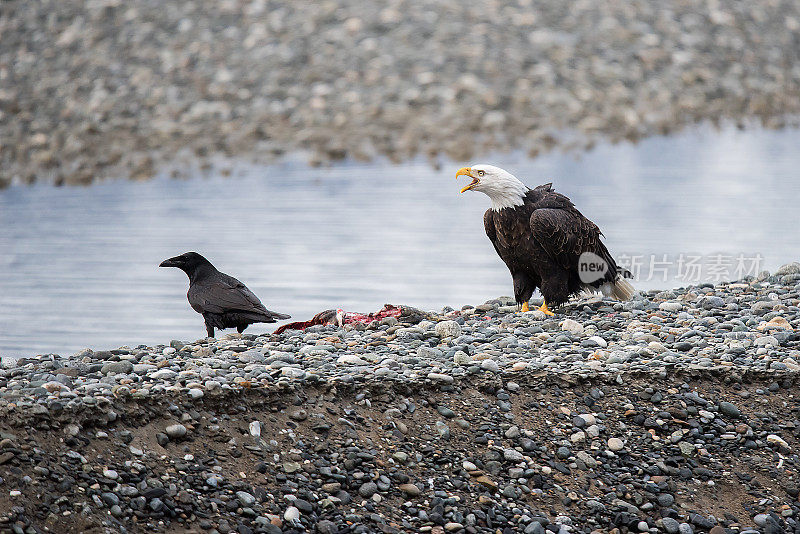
<box><xmin>1</xmin><ymin>262</ymin><xmax>799</xmax><ymax>533</ymax></box>
<box><xmin>4</xmin><ymin>0</ymin><xmax>800</xmax><ymax>187</ymax></box>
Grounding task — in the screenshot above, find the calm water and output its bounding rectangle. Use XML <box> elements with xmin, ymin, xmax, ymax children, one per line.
<box><xmin>1</xmin><ymin>126</ymin><xmax>800</xmax><ymax>360</ymax></box>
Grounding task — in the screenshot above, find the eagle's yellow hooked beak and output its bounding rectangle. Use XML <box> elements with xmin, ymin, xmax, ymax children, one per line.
<box><xmin>456</xmin><ymin>167</ymin><xmax>479</xmax><ymax>193</ymax></box>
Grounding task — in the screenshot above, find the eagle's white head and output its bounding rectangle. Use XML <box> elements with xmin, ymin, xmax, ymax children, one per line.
<box><xmin>456</xmin><ymin>164</ymin><xmax>529</xmax><ymax>211</ymax></box>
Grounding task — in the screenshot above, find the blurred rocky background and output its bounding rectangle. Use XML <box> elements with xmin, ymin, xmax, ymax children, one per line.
<box><xmin>2</xmin><ymin>0</ymin><xmax>800</xmax><ymax>187</ymax></box>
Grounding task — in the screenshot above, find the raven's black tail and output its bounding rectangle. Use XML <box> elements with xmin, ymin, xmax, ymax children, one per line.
<box><xmin>264</xmin><ymin>310</ymin><xmax>291</xmax><ymax>321</ymax></box>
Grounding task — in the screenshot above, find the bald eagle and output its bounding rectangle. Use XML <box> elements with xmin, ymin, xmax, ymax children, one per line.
<box><xmin>457</xmin><ymin>164</ymin><xmax>634</xmax><ymax>315</ymax></box>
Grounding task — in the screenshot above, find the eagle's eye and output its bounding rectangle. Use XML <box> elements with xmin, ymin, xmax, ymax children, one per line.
<box><xmin>477</xmin><ymin>170</ymin><xmax>485</xmax><ymax>176</ymax></box>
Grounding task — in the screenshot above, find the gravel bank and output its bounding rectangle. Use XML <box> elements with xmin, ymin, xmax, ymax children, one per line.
<box><xmin>1</xmin><ymin>263</ymin><xmax>800</xmax><ymax>533</ymax></box>
<box><xmin>3</xmin><ymin>1</ymin><xmax>800</xmax><ymax>187</ymax></box>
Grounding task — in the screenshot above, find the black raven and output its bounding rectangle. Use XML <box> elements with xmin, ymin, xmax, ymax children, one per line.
<box><xmin>159</xmin><ymin>252</ymin><xmax>290</xmax><ymax>337</ymax></box>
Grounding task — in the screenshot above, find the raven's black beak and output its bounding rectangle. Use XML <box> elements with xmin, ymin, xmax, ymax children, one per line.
<box><xmin>159</xmin><ymin>257</ymin><xmax>182</xmax><ymax>268</ymax></box>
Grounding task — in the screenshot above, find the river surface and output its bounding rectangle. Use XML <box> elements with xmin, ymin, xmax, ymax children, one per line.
<box><xmin>1</xmin><ymin>126</ymin><xmax>799</xmax><ymax>360</ymax></box>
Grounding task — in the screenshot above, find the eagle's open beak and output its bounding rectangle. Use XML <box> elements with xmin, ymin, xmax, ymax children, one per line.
<box><xmin>456</xmin><ymin>167</ymin><xmax>479</xmax><ymax>193</ymax></box>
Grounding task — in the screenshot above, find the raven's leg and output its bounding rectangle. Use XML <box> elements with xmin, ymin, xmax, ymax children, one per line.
<box><xmin>205</xmin><ymin>320</ymin><xmax>215</xmax><ymax>338</ymax></box>
<box><xmin>237</xmin><ymin>325</ymin><xmax>246</xmax><ymax>334</ymax></box>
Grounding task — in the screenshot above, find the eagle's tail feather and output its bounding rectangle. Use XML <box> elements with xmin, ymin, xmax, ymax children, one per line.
<box><xmin>609</xmin><ymin>276</ymin><xmax>635</xmax><ymax>301</ymax></box>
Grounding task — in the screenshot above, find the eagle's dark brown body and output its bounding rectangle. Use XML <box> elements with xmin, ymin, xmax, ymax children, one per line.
<box><xmin>483</xmin><ymin>183</ymin><xmax>627</xmax><ymax>307</ymax></box>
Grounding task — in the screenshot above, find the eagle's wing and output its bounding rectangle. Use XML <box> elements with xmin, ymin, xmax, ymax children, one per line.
<box><xmin>529</xmin><ymin>207</ymin><xmax>604</xmax><ymax>273</ymax></box>
<box><xmin>484</xmin><ymin>209</ymin><xmax>502</xmax><ymax>257</ymax></box>
<box><xmin>485</xmin><ymin>208</ymin><xmax>534</xmax><ymax>268</ymax></box>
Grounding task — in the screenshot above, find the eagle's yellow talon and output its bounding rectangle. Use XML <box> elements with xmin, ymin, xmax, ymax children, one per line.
<box><xmin>520</xmin><ymin>302</ymin><xmax>530</xmax><ymax>313</ymax></box>
<box><xmin>538</xmin><ymin>302</ymin><xmax>555</xmax><ymax>316</ymax></box>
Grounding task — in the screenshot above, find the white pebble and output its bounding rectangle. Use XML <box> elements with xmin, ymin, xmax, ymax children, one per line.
<box><xmin>560</xmin><ymin>318</ymin><xmax>584</xmax><ymax>336</ymax></box>
<box><xmin>337</xmin><ymin>354</ymin><xmax>367</xmax><ymax>365</ymax></box>
<box><xmin>249</xmin><ymin>421</ymin><xmax>261</xmax><ymax>437</ymax></box>
<box><xmin>570</xmin><ymin>431</ymin><xmax>586</xmax><ymax>443</ymax></box>
<box><xmin>435</xmin><ymin>320</ymin><xmax>462</xmax><ymax>338</ymax></box>
<box><xmin>578</xmin><ymin>413</ymin><xmax>596</xmax><ymax>425</ymax></box>
<box><xmin>659</xmin><ymin>302</ymin><xmax>682</xmax><ymax>312</ymax></box>
<box><xmin>767</xmin><ymin>434</ymin><xmax>790</xmax><ymax>449</ymax></box>
<box><xmin>480</xmin><ymin>359</ymin><xmax>500</xmax><ymax>372</ymax></box>
<box><xmin>588</xmin><ymin>335</ymin><xmax>607</xmax><ymax>348</ymax></box>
